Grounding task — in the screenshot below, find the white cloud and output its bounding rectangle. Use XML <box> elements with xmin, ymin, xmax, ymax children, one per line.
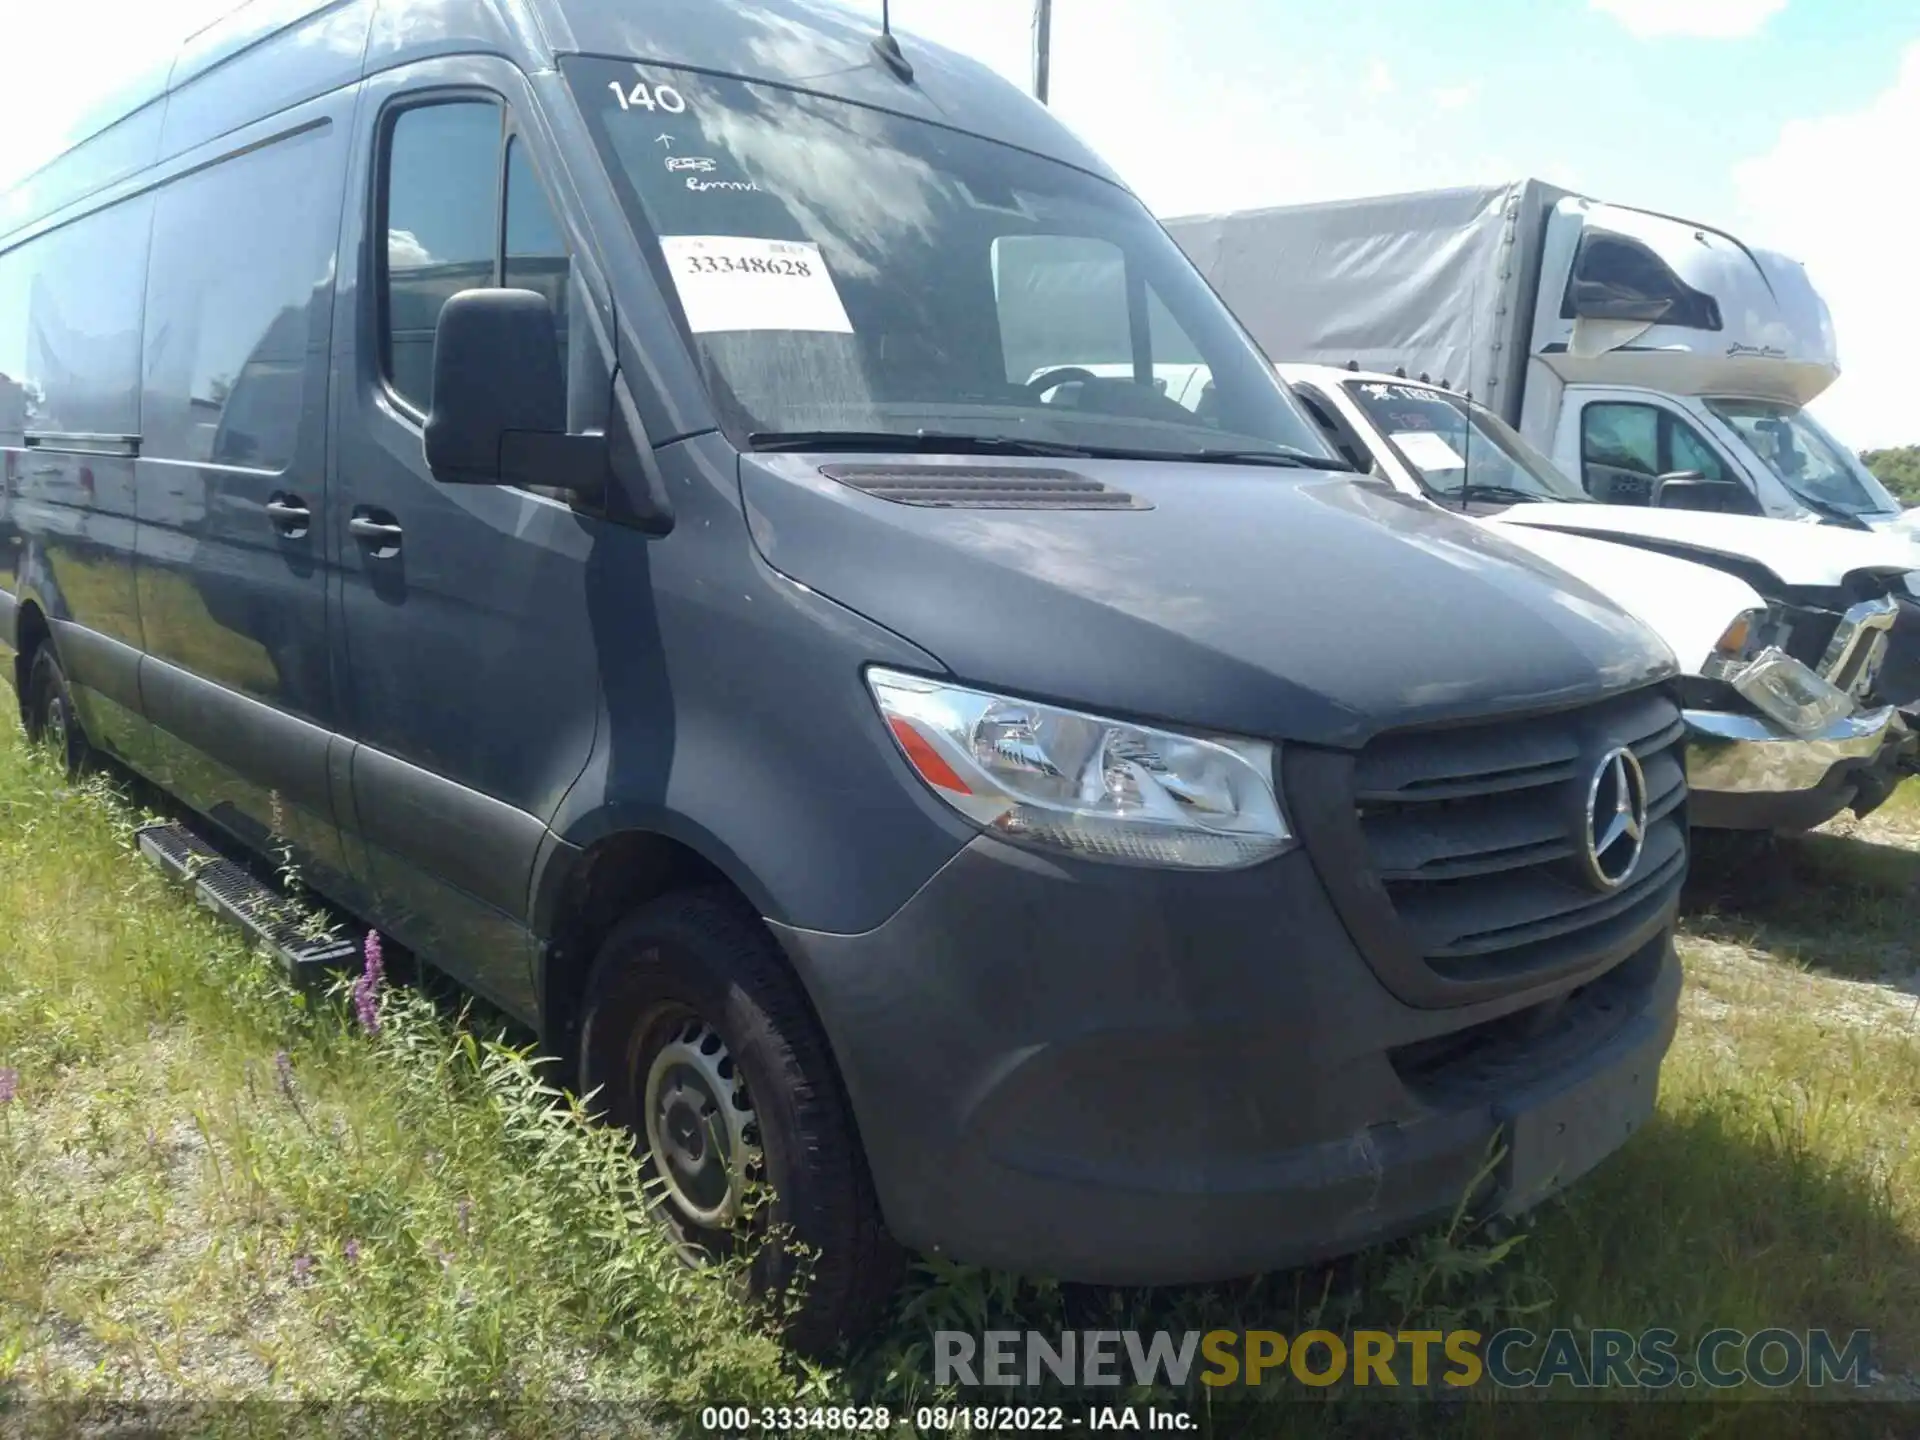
<box><xmin>1590</xmin><ymin>0</ymin><xmax>1788</xmax><ymax>39</ymax></box>
<box><xmin>1734</xmin><ymin>41</ymin><xmax>1920</xmax><ymax>450</ymax></box>
<box><xmin>1431</xmin><ymin>82</ymin><xmax>1479</xmax><ymax>111</ymax></box>
<box><xmin>0</xmin><ymin>0</ymin><xmax>229</xmax><ymax>188</ymax></box>
<box><xmin>1364</xmin><ymin>60</ymin><xmax>1394</xmax><ymax>98</ymax></box>
<box><xmin>386</xmin><ymin>229</ymin><xmax>437</xmax><ymax>269</ymax></box>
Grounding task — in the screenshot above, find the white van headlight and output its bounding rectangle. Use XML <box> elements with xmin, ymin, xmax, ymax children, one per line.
<box><xmin>1702</xmin><ymin>610</ymin><xmax>1852</xmax><ymax>736</ymax></box>
<box><xmin>866</xmin><ymin>668</ymin><xmax>1292</xmax><ymax>869</ymax></box>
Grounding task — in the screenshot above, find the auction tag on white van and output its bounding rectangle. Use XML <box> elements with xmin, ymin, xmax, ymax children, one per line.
<box><xmin>1390</xmin><ymin>430</ymin><xmax>1466</xmax><ymax>472</ymax></box>
<box><xmin>658</xmin><ymin>236</ymin><xmax>853</xmax><ymax>335</ymax></box>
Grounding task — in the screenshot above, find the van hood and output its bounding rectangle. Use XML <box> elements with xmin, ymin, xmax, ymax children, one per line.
<box><xmin>1483</xmin><ymin>519</ymin><xmax>1763</xmax><ymax>673</ymax></box>
<box><xmin>1494</xmin><ymin>503</ymin><xmax>1920</xmax><ymax>589</ymax></box>
<box><xmin>740</xmin><ymin>455</ymin><xmax>1675</xmax><ymax>749</ymax></box>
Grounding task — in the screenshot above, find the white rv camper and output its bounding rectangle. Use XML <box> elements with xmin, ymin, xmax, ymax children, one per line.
<box><xmin>1165</xmin><ymin>181</ymin><xmax>1914</xmax><ymax>537</ymax></box>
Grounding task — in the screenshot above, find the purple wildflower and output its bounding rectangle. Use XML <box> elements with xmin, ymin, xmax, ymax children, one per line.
<box><xmin>0</xmin><ymin>1068</ymin><xmax>16</xmax><ymax>1105</ymax></box>
<box><xmin>292</xmin><ymin>1253</ymin><xmax>314</xmax><ymax>1284</ymax></box>
<box><xmin>352</xmin><ymin>931</ymin><xmax>386</xmax><ymax>1035</ymax></box>
<box><xmin>343</xmin><ymin>1239</ymin><xmax>360</xmax><ymax>1265</ymax></box>
<box><xmin>274</xmin><ymin>1051</ymin><xmax>296</xmax><ymax>1101</ymax></box>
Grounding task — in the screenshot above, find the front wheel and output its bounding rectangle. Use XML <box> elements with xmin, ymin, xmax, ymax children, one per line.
<box><xmin>23</xmin><ymin>645</ymin><xmax>93</xmax><ymax>779</ymax></box>
<box><xmin>577</xmin><ymin>888</ymin><xmax>902</xmax><ymax>1355</ymax></box>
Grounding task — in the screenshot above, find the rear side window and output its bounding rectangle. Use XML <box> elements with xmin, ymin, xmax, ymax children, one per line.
<box><xmin>142</xmin><ymin>124</ymin><xmax>336</xmax><ymax>471</ymax></box>
<box><xmin>0</xmin><ymin>194</ymin><xmax>152</xmax><ymax>444</ymax></box>
<box><xmin>381</xmin><ymin>103</ymin><xmax>574</xmax><ymax>414</ymax></box>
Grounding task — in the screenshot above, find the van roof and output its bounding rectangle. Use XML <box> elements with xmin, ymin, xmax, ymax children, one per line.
<box><xmin>3</xmin><ymin>0</ymin><xmax>1122</xmax><ymax>246</ymax></box>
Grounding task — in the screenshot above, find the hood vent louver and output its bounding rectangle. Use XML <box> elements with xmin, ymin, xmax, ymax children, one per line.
<box><xmin>819</xmin><ymin>464</ymin><xmax>1151</xmax><ymax>511</ymax></box>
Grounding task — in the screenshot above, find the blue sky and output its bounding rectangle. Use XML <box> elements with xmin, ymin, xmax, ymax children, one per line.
<box><xmin>885</xmin><ymin>0</ymin><xmax>1920</xmax><ymax>447</ymax></box>
<box><xmin>3</xmin><ymin>0</ymin><xmax>1916</xmax><ymax>445</ymax></box>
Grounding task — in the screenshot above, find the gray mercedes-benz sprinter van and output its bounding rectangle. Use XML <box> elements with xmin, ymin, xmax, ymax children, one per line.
<box><xmin>0</xmin><ymin>0</ymin><xmax>1686</xmax><ymax>1351</ymax></box>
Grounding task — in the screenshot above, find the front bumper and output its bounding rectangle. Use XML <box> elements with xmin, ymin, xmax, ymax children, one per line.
<box><xmin>1684</xmin><ymin>704</ymin><xmax>1914</xmax><ymax>831</ymax></box>
<box><xmin>773</xmin><ymin>836</ymin><xmax>1679</xmax><ymax>1285</ymax></box>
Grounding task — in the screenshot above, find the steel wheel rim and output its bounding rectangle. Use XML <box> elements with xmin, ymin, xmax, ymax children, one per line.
<box><xmin>638</xmin><ymin>1007</ymin><xmax>762</xmax><ymax>1230</ymax></box>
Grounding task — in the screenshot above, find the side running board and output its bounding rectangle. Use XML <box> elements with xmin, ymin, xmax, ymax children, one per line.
<box><xmin>135</xmin><ymin>820</ymin><xmax>359</xmax><ymax>978</ymax></box>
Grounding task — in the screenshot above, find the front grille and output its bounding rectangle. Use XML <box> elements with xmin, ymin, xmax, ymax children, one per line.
<box><xmin>1288</xmin><ymin>684</ymin><xmax>1688</xmax><ymax>1007</ymax></box>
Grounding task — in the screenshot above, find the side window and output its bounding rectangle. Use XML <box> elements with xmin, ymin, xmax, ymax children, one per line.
<box><xmin>382</xmin><ymin>101</ymin><xmax>502</xmax><ymax>412</ymax></box>
<box><xmin>0</xmin><ymin>244</ymin><xmax>29</xmax><ymax>447</ymax></box>
<box><xmin>503</xmin><ymin>137</ymin><xmax>571</xmax><ymax>377</ymax></box>
<box><xmin>2</xmin><ymin>196</ymin><xmax>151</xmax><ymax>443</ymax></box>
<box><xmin>142</xmin><ymin>126</ymin><xmax>335</xmax><ymax>470</ymax></box>
<box><xmin>1581</xmin><ymin>402</ymin><xmax>1661</xmax><ymax>503</ymax></box>
<box><xmin>1291</xmin><ymin>383</ymin><xmax>1368</xmax><ymax>472</ymax></box>
<box><xmin>1666</xmin><ymin>415</ymin><xmax>1727</xmax><ymax>482</ymax></box>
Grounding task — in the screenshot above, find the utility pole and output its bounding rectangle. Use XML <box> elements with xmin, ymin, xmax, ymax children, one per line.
<box><xmin>1032</xmin><ymin>0</ymin><xmax>1053</xmax><ymax>104</ymax></box>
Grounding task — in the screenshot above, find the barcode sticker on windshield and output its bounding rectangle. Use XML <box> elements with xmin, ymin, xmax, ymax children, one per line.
<box><xmin>1390</xmin><ymin>430</ymin><xmax>1465</xmax><ymax>472</ymax></box>
<box><xmin>659</xmin><ymin>236</ymin><xmax>853</xmax><ymax>335</ymax></box>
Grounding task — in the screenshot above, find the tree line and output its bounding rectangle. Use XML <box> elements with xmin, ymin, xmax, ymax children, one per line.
<box><xmin>1863</xmin><ymin>446</ymin><xmax>1920</xmax><ymax>505</ymax></box>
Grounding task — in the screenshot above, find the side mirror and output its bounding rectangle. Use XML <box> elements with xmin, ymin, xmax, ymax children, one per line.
<box><xmin>423</xmin><ymin>289</ymin><xmax>605</xmax><ymax>496</ymax></box>
<box><xmin>1567</xmin><ymin>278</ymin><xmax>1673</xmax><ymax>325</ymax></box>
<box><xmin>1653</xmin><ymin>471</ymin><xmax>1755</xmax><ymax>514</ymax></box>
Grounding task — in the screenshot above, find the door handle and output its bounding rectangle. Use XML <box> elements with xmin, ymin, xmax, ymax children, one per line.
<box><xmin>349</xmin><ymin>513</ymin><xmax>404</xmax><ymax>549</ymax></box>
<box><xmin>265</xmin><ymin>495</ymin><xmax>311</xmax><ymax>535</ymax></box>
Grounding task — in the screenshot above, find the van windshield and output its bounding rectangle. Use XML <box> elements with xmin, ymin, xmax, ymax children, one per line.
<box><xmin>562</xmin><ymin>58</ymin><xmax>1336</xmax><ymax>466</ymax></box>
<box><xmin>1342</xmin><ymin>380</ymin><xmax>1591</xmax><ymax>505</ymax></box>
<box><xmin>1704</xmin><ymin>398</ymin><xmax>1900</xmax><ymax>518</ymax></box>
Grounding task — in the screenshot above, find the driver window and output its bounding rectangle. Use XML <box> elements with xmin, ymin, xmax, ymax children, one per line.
<box><xmin>1667</xmin><ymin>415</ymin><xmax>1728</xmax><ymax>482</ymax></box>
<box><xmin>1581</xmin><ymin>402</ymin><xmax>1661</xmax><ymax>504</ymax></box>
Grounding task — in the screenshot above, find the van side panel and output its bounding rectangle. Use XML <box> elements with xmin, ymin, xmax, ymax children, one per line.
<box><xmin>0</xmin><ymin>97</ymin><xmax>166</xmax><ymax>242</ymax></box>
<box><xmin>134</xmin><ymin>99</ymin><xmax>353</xmax><ymax>886</ymax></box>
<box><xmin>0</xmin><ymin>193</ymin><xmax>155</xmax><ymax>759</ymax></box>
<box><xmin>161</xmin><ymin>1</ymin><xmax>376</xmax><ymax>161</ymax></box>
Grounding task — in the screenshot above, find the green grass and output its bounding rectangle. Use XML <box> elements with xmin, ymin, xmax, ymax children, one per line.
<box><xmin>4</xmin><ymin>704</ymin><xmax>1920</xmax><ymax>1437</ymax></box>
<box><xmin>0</xmin><ymin>710</ymin><xmax>801</xmax><ymax>1434</ymax></box>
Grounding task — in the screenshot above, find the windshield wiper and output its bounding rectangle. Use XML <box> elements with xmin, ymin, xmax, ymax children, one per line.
<box><xmin>747</xmin><ymin>431</ymin><xmax>1352</xmax><ymax>470</ymax></box>
<box><xmin>1448</xmin><ymin>483</ymin><xmax>1557</xmax><ymax>506</ymax></box>
<box><xmin>1780</xmin><ymin>484</ymin><xmax>1873</xmax><ymax>530</ymax></box>
<box><xmin>748</xmin><ymin>430</ymin><xmax>1098</xmax><ymax>458</ymax></box>
<box><xmin>1188</xmin><ymin>447</ymin><xmax>1352</xmax><ymax>471</ymax></box>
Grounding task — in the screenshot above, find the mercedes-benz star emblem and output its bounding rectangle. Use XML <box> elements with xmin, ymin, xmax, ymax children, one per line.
<box><xmin>1583</xmin><ymin>747</ymin><xmax>1648</xmax><ymax>892</ymax></box>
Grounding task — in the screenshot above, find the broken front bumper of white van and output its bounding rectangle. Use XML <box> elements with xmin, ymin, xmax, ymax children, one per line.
<box><xmin>1682</xmin><ymin>601</ymin><xmax>1919</xmax><ymax>830</ymax></box>
<box><xmin>1685</xmin><ymin>703</ymin><xmax>1913</xmax><ymax>831</ymax></box>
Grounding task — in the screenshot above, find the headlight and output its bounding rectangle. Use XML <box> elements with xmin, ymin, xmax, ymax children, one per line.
<box><xmin>867</xmin><ymin>668</ymin><xmax>1292</xmax><ymax>869</ymax></box>
<box><xmin>1702</xmin><ymin>611</ymin><xmax>1852</xmax><ymax>736</ymax></box>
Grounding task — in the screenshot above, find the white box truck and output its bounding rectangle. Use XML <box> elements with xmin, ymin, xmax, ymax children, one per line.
<box><xmin>1164</xmin><ymin>180</ymin><xmax>1916</xmax><ymax>536</ymax></box>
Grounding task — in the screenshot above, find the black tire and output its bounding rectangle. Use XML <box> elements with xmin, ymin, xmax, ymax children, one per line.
<box><xmin>577</xmin><ymin>887</ymin><xmax>902</xmax><ymax>1355</ymax></box>
<box><xmin>23</xmin><ymin>644</ymin><xmax>93</xmax><ymax>779</ymax></box>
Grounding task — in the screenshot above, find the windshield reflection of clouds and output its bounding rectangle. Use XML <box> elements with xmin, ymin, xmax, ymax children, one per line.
<box><xmin>688</xmin><ymin>92</ymin><xmax>942</xmax><ymax>283</ymax></box>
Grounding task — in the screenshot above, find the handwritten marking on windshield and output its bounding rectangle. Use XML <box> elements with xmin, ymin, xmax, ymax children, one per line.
<box><xmin>665</xmin><ymin>156</ymin><xmax>718</xmax><ymax>173</ymax></box>
<box><xmin>688</xmin><ymin>178</ymin><xmax>761</xmax><ymax>193</ymax></box>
